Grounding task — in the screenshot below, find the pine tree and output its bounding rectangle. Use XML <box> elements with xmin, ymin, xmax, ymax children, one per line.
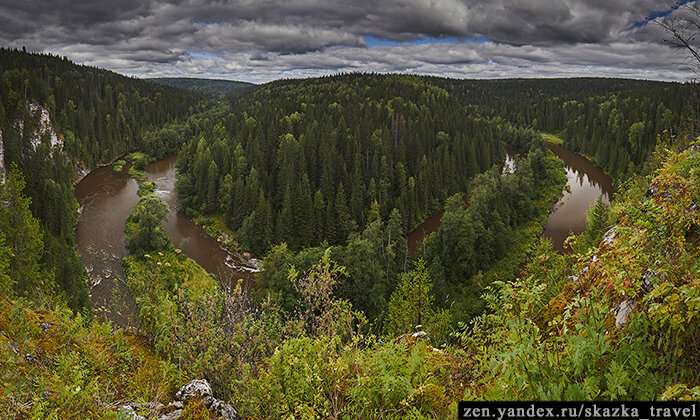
<box><xmin>206</xmin><ymin>160</ymin><xmax>219</xmax><ymax>212</ymax></box>
<box><xmin>0</xmin><ymin>167</ymin><xmax>46</xmax><ymax>298</ymax></box>
<box><xmin>385</xmin><ymin>259</ymin><xmax>450</xmax><ymax>337</ymax></box>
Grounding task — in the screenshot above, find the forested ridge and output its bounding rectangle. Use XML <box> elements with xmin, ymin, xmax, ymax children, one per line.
<box><xmin>430</xmin><ymin>77</ymin><xmax>689</xmax><ymax>178</ymax></box>
<box><xmin>148</xmin><ymin>77</ymin><xmax>254</xmax><ymax>96</ymax></box>
<box><xmin>176</xmin><ymin>73</ymin><xmax>533</xmax><ymax>254</ymax></box>
<box><xmin>0</xmin><ymin>48</ymin><xmax>204</xmax><ymax>312</ymax></box>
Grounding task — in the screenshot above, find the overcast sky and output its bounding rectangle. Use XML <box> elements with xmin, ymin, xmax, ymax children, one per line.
<box><xmin>0</xmin><ymin>0</ymin><xmax>698</xmax><ymax>83</ymax></box>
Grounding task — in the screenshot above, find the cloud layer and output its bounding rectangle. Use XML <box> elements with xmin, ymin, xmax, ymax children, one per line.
<box><xmin>0</xmin><ymin>0</ymin><xmax>697</xmax><ymax>82</ymax></box>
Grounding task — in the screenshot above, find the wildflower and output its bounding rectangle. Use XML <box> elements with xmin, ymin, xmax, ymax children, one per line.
<box><xmin>144</xmin><ymin>254</ymin><xmax>150</xmax><ymax>258</ymax></box>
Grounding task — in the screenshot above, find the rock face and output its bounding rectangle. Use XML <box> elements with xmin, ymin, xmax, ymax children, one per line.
<box><xmin>118</xmin><ymin>405</ymin><xmax>146</xmax><ymax>420</ymax></box>
<box><xmin>614</xmin><ymin>300</ymin><xmax>636</xmax><ymax>328</ymax></box>
<box><xmin>175</xmin><ymin>379</ymin><xmax>212</xmax><ymax>401</ymax></box>
<box><xmin>166</xmin><ymin>379</ymin><xmax>238</xmax><ymax>420</ymax></box>
<box><xmin>117</xmin><ymin>379</ymin><xmax>238</xmax><ymax>419</ymax></box>
<box><xmin>27</xmin><ymin>102</ymin><xmax>62</xmax><ymax>150</ymax></box>
<box><xmin>206</xmin><ymin>397</ymin><xmax>240</xmax><ymax>420</ymax></box>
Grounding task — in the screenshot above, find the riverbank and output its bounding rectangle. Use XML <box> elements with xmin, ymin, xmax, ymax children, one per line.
<box><xmin>71</xmin><ymin>149</ymin><xmax>140</xmax><ymax>185</ymax></box>
<box><xmin>541</xmin><ymin>132</ymin><xmax>564</xmax><ymax>144</ymax></box>
<box><xmin>542</xmin><ymin>142</ymin><xmax>615</xmax><ymax>251</ymax></box>
<box><xmin>189</xmin><ymin>211</ymin><xmax>240</xmax><ymax>254</ymax></box>
<box><xmin>75</xmin><ymin>154</ymin><xmax>262</xmax><ymax>327</ymax></box>
<box><xmin>444</xmin><ymin>148</ymin><xmax>568</xmax><ymax>323</ymax></box>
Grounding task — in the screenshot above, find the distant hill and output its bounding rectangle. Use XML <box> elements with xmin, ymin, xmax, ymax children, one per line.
<box><xmin>147</xmin><ymin>77</ymin><xmax>254</xmax><ymax>96</ymax></box>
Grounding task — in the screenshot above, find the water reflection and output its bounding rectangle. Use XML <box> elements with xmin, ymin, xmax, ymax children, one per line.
<box><xmin>405</xmin><ymin>144</ymin><xmax>615</xmax><ymax>254</ymax></box>
<box><xmin>75</xmin><ymin>156</ymin><xmax>258</xmax><ymax>326</ymax></box>
<box><xmin>542</xmin><ymin>143</ymin><xmax>615</xmax><ymax>251</ymax></box>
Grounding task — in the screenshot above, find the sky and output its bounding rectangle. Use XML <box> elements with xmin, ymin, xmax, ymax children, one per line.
<box><xmin>0</xmin><ymin>0</ymin><xmax>698</xmax><ymax>84</ymax></box>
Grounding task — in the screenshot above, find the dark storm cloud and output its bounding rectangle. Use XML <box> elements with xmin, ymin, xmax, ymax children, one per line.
<box><xmin>0</xmin><ymin>0</ymin><xmax>696</xmax><ymax>82</ymax></box>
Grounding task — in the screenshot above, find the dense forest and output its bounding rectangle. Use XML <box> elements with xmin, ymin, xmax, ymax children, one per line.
<box><xmin>173</xmin><ymin>73</ymin><xmax>571</xmax><ymax>324</ymax></box>
<box><xmin>0</xmin><ymin>48</ymin><xmax>698</xmax><ymax>418</ymax></box>
<box><xmin>0</xmin><ymin>48</ymin><xmax>204</xmax><ymax>312</ymax></box>
<box><xmin>177</xmin><ymin>74</ymin><xmax>514</xmax><ymax>253</ymax></box>
<box><xmin>429</xmin><ymin>77</ymin><xmax>689</xmax><ymax>178</ymax></box>
<box><xmin>148</xmin><ymin>77</ymin><xmax>254</xmax><ymax>96</ymax></box>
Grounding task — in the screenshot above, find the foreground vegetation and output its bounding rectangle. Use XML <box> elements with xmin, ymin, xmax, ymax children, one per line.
<box><xmin>1</xmin><ymin>139</ymin><xmax>697</xmax><ymax>417</ymax></box>
<box><xmin>114</xmin><ymin>140</ymin><xmax>698</xmax><ymax>418</ymax></box>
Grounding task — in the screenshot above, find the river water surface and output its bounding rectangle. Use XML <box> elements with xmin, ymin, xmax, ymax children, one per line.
<box><xmin>543</xmin><ymin>143</ymin><xmax>615</xmax><ymax>251</ymax></box>
<box><xmin>75</xmin><ymin>156</ymin><xmax>258</xmax><ymax>325</ymax></box>
<box><xmin>406</xmin><ymin>144</ymin><xmax>615</xmax><ymax>254</ymax></box>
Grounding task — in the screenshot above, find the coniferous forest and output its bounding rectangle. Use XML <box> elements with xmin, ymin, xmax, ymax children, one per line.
<box><xmin>0</xmin><ymin>46</ymin><xmax>698</xmax><ymax>419</ymax></box>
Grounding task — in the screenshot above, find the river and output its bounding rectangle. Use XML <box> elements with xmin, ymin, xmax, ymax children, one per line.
<box><xmin>406</xmin><ymin>144</ymin><xmax>615</xmax><ymax>254</ymax></box>
<box><xmin>542</xmin><ymin>143</ymin><xmax>615</xmax><ymax>250</ymax></box>
<box><xmin>75</xmin><ymin>155</ymin><xmax>259</xmax><ymax>325</ymax></box>
<box><xmin>77</xmin><ymin>145</ymin><xmax>613</xmax><ymax>324</ymax></box>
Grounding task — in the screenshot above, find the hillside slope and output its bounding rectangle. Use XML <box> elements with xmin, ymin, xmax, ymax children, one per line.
<box><xmin>147</xmin><ymin>77</ymin><xmax>253</xmax><ymax>96</ymax></box>
<box><xmin>103</xmin><ymin>143</ymin><xmax>697</xmax><ymax>419</ymax></box>
<box><xmin>0</xmin><ymin>48</ymin><xmax>204</xmax><ymax>312</ymax></box>
<box><xmin>462</xmin><ymin>142</ymin><xmax>699</xmax><ymax>401</ymax></box>
<box><xmin>431</xmin><ymin>77</ymin><xmax>688</xmax><ymax>178</ymax></box>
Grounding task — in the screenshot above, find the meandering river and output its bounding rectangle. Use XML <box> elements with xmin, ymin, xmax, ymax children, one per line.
<box><xmin>75</xmin><ymin>156</ymin><xmax>258</xmax><ymax>325</ymax></box>
<box><xmin>406</xmin><ymin>144</ymin><xmax>615</xmax><ymax>254</ymax></box>
<box><xmin>76</xmin><ymin>144</ymin><xmax>613</xmax><ymax>324</ymax></box>
<box><xmin>542</xmin><ymin>143</ymin><xmax>615</xmax><ymax>250</ymax></box>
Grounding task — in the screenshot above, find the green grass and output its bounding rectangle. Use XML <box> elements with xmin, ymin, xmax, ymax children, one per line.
<box><xmin>125</xmin><ymin>251</ymin><xmax>218</xmax><ymax>303</ymax></box>
<box><xmin>194</xmin><ymin>212</ymin><xmax>238</xmax><ymax>251</ymax></box>
<box><xmin>0</xmin><ymin>298</ymin><xmax>179</xmax><ymax>417</ymax></box>
<box><xmin>127</xmin><ymin>166</ymin><xmax>146</xmax><ymax>179</ymax></box>
<box><xmin>541</xmin><ymin>132</ymin><xmax>564</xmax><ymax>144</ymax></box>
<box><xmin>113</xmin><ymin>159</ymin><xmax>126</xmax><ymax>172</ymax></box>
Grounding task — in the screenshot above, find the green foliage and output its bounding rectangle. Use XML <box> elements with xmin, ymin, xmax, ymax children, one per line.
<box><xmin>125</xmin><ymin>192</ymin><xmax>171</xmax><ymax>256</ymax></box>
<box><xmin>251</xmin><ymin>336</ymin><xmax>354</xmax><ymax>419</ymax></box>
<box><xmin>0</xmin><ymin>235</ymin><xmax>12</xmax><ymax>296</ymax></box>
<box><xmin>571</xmin><ymin>196</ymin><xmax>614</xmax><ymax>253</ymax></box>
<box><xmin>455</xmin><ymin>146</ymin><xmax>699</xmax><ymax>403</ymax></box>
<box><xmin>4</xmin><ymin>50</ymin><xmax>696</xmax><ymax>416</ymax></box>
<box><xmin>258</xmin><ymin>244</ymin><xmax>326</xmax><ymax>315</ymax></box>
<box><xmin>0</xmin><ymin>298</ymin><xmax>179</xmax><ymax>417</ymax></box>
<box><xmin>147</xmin><ymin>77</ymin><xmax>253</xmax><ymax>96</ymax></box>
<box><xmin>429</xmin><ymin>77</ymin><xmax>687</xmax><ymax>179</ymax></box>
<box><xmin>176</xmin><ymin>73</ymin><xmax>511</xmax><ymax>256</ymax></box>
<box><xmin>0</xmin><ymin>167</ymin><xmax>49</xmax><ymax>301</ymax></box>
<box><xmin>425</xmin><ymin>147</ymin><xmax>567</xmax><ymax>323</ymax></box>
<box><xmin>112</xmin><ymin>159</ymin><xmax>126</xmax><ymax>172</ymax></box>
<box><xmin>137</xmin><ymin>181</ymin><xmax>157</xmax><ymax>197</ymax></box>
<box><xmin>0</xmin><ymin>48</ymin><xmax>202</xmax><ymax>312</ymax></box>
<box><xmin>125</xmin><ymin>152</ymin><xmax>152</xmax><ymax>179</ymax></box>
<box><xmin>122</xmin><ymin>249</ymin><xmax>223</xmax><ymax>385</ymax></box>
<box><xmin>385</xmin><ymin>259</ymin><xmax>451</xmax><ymax>342</ymax></box>
<box><xmin>127</xmin><ymin>166</ymin><xmax>147</xmax><ymax>179</ymax></box>
<box><xmin>143</xmin><ymin>127</ymin><xmax>183</xmax><ymax>161</ymax></box>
